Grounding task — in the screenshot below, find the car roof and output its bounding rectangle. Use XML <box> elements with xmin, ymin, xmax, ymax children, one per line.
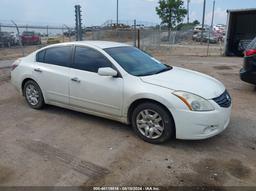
<box><xmin>47</xmin><ymin>41</ymin><xmax>130</xmax><ymax>49</ymax></box>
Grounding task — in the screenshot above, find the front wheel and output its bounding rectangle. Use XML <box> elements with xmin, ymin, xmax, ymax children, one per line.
<box><xmin>131</xmin><ymin>102</ymin><xmax>175</xmax><ymax>144</ymax></box>
<box><xmin>23</xmin><ymin>80</ymin><xmax>45</xmax><ymax>109</ymax></box>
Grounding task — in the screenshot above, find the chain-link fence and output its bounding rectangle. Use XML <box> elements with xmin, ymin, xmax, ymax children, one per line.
<box><xmin>0</xmin><ymin>20</ymin><xmax>225</xmax><ymax>60</ymax></box>
<box><xmin>85</xmin><ymin>28</ymin><xmax>224</xmax><ymax>56</ymax></box>
<box><xmin>0</xmin><ymin>20</ymin><xmax>75</xmax><ymax>59</ymax></box>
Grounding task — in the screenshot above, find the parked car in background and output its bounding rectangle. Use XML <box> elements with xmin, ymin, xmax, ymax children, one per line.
<box><xmin>21</xmin><ymin>31</ymin><xmax>41</xmax><ymax>45</ymax></box>
<box><xmin>47</xmin><ymin>37</ymin><xmax>61</xmax><ymax>45</ymax></box>
<box><xmin>63</xmin><ymin>30</ymin><xmax>76</xmax><ymax>37</ymax></box>
<box><xmin>240</xmin><ymin>37</ymin><xmax>256</xmax><ymax>85</ymax></box>
<box><xmin>11</xmin><ymin>41</ymin><xmax>232</xmax><ymax>144</ymax></box>
<box><xmin>192</xmin><ymin>33</ymin><xmax>201</xmax><ymax>41</ymax></box>
<box><xmin>11</xmin><ymin>33</ymin><xmax>20</xmax><ymax>45</ymax></box>
<box><xmin>193</xmin><ymin>25</ymin><xmax>209</xmax><ymax>34</ymax></box>
<box><xmin>0</xmin><ymin>31</ymin><xmax>16</xmax><ymax>47</ymax></box>
<box><xmin>192</xmin><ymin>32</ymin><xmax>218</xmax><ymax>44</ymax></box>
<box><xmin>214</xmin><ymin>24</ymin><xmax>226</xmax><ymax>35</ymax></box>
<box><xmin>104</xmin><ymin>23</ymin><xmax>131</xmax><ymax>30</ymax></box>
<box><xmin>213</xmin><ymin>31</ymin><xmax>225</xmax><ymax>42</ymax></box>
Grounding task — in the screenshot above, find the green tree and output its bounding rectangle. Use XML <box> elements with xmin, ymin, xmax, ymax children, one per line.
<box><xmin>156</xmin><ymin>0</ymin><xmax>187</xmax><ymax>39</ymax></box>
<box><xmin>193</xmin><ymin>20</ymin><xmax>200</xmax><ymax>25</ymax></box>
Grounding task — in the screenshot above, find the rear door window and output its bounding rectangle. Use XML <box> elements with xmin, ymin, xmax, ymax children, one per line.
<box><xmin>36</xmin><ymin>50</ymin><xmax>45</xmax><ymax>63</ymax></box>
<box><xmin>44</xmin><ymin>46</ymin><xmax>72</xmax><ymax>67</ymax></box>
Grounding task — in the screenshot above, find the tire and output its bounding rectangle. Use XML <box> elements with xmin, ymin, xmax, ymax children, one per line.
<box><xmin>23</xmin><ymin>80</ymin><xmax>45</xmax><ymax>109</ymax></box>
<box><xmin>131</xmin><ymin>102</ymin><xmax>175</xmax><ymax>144</ymax></box>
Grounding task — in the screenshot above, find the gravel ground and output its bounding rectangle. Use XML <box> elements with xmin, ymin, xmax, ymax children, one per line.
<box><xmin>0</xmin><ymin>53</ymin><xmax>255</xmax><ymax>188</ymax></box>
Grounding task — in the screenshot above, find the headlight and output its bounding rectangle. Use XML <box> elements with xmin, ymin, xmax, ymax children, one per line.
<box><xmin>173</xmin><ymin>91</ymin><xmax>215</xmax><ymax>111</ymax></box>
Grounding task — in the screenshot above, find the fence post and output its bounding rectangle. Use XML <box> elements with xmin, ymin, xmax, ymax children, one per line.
<box><xmin>62</xmin><ymin>26</ymin><xmax>64</xmax><ymax>42</ymax></box>
<box><xmin>137</xmin><ymin>29</ymin><xmax>140</xmax><ymax>49</ymax></box>
<box><xmin>173</xmin><ymin>31</ymin><xmax>176</xmax><ymax>44</ymax></box>
<box><xmin>133</xmin><ymin>20</ymin><xmax>136</xmax><ymax>47</ymax></box>
<box><xmin>219</xmin><ymin>40</ymin><xmax>223</xmax><ymax>56</ymax></box>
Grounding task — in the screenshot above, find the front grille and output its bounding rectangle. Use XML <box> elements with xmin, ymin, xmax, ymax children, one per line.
<box><xmin>213</xmin><ymin>90</ymin><xmax>232</xmax><ymax>108</ymax></box>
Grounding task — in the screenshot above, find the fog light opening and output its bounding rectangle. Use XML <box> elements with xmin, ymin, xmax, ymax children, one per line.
<box><xmin>204</xmin><ymin>125</ymin><xmax>219</xmax><ymax>133</ymax></box>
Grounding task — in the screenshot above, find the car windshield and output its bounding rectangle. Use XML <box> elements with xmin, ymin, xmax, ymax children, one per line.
<box><xmin>104</xmin><ymin>46</ymin><xmax>172</xmax><ymax>76</ymax></box>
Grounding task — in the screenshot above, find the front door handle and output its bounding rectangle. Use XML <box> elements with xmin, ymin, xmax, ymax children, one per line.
<box><xmin>34</xmin><ymin>68</ymin><xmax>42</xmax><ymax>73</ymax></box>
<box><xmin>71</xmin><ymin>77</ymin><xmax>81</xmax><ymax>83</ymax></box>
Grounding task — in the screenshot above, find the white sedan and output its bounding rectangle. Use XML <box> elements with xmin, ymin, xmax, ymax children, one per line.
<box><xmin>11</xmin><ymin>41</ymin><xmax>232</xmax><ymax>144</ymax></box>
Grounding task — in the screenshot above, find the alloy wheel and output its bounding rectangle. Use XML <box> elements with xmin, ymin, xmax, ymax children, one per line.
<box><xmin>136</xmin><ymin>109</ymin><xmax>164</xmax><ymax>139</ymax></box>
<box><xmin>25</xmin><ymin>84</ymin><xmax>40</xmax><ymax>106</ymax></box>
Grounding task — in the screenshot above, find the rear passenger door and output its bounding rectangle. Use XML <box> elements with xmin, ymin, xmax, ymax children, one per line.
<box><xmin>69</xmin><ymin>46</ymin><xmax>123</xmax><ymax>116</ymax></box>
<box><xmin>33</xmin><ymin>45</ymin><xmax>72</xmax><ymax>104</ymax></box>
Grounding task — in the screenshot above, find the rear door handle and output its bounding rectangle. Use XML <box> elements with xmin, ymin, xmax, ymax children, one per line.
<box><xmin>34</xmin><ymin>68</ymin><xmax>42</xmax><ymax>73</ymax></box>
<box><xmin>71</xmin><ymin>77</ymin><xmax>81</xmax><ymax>83</ymax></box>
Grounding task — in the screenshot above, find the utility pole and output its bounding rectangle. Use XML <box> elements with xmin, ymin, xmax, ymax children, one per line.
<box><xmin>211</xmin><ymin>0</ymin><xmax>216</xmax><ymax>29</ymax></box>
<box><xmin>116</xmin><ymin>0</ymin><xmax>119</xmax><ymax>26</ymax></box>
<box><xmin>187</xmin><ymin>0</ymin><xmax>190</xmax><ymax>24</ymax></box>
<box><xmin>200</xmin><ymin>0</ymin><xmax>206</xmax><ymax>44</ymax></box>
<box><xmin>207</xmin><ymin>0</ymin><xmax>216</xmax><ymax>56</ymax></box>
<box><xmin>75</xmin><ymin>5</ymin><xmax>82</xmax><ymax>41</ymax></box>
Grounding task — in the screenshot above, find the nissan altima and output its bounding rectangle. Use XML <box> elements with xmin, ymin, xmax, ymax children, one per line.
<box><xmin>11</xmin><ymin>41</ymin><xmax>232</xmax><ymax>144</ymax></box>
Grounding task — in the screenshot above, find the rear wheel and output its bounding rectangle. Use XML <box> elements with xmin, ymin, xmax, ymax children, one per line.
<box><xmin>23</xmin><ymin>80</ymin><xmax>44</xmax><ymax>109</ymax></box>
<box><xmin>131</xmin><ymin>102</ymin><xmax>175</xmax><ymax>144</ymax></box>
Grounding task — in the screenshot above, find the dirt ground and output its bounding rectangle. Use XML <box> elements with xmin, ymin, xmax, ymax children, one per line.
<box><xmin>0</xmin><ymin>48</ymin><xmax>256</xmax><ymax>189</ymax></box>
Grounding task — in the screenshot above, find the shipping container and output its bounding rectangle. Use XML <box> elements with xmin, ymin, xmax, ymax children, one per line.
<box><xmin>225</xmin><ymin>9</ymin><xmax>256</xmax><ymax>56</ymax></box>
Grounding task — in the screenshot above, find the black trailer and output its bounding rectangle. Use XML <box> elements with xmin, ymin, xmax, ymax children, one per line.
<box><xmin>225</xmin><ymin>8</ymin><xmax>256</xmax><ymax>56</ymax></box>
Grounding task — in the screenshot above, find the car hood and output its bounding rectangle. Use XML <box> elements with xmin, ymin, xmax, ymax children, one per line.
<box><xmin>140</xmin><ymin>67</ymin><xmax>225</xmax><ymax>99</ymax></box>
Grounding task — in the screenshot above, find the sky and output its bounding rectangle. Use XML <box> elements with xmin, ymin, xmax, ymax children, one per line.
<box><xmin>0</xmin><ymin>0</ymin><xmax>256</xmax><ymax>27</ymax></box>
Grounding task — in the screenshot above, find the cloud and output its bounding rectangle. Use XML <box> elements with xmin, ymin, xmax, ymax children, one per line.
<box><xmin>190</xmin><ymin>11</ymin><xmax>199</xmax><ymax>22</ymax></box>
<box><xmin>191</xmin><ymin>0</ymin><xmax>204</xmax><ymax>4</ymax></box>
<box><xmin>205</xmin><ymin>7</ymin><xmax>227</xmax><ymax>25</ymax></box>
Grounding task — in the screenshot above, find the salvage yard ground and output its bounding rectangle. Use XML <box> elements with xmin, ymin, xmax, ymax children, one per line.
<box><xmin>0</xmin><ymin>48</ymin><xmax>255</xmax><ymax>187</ymax></box>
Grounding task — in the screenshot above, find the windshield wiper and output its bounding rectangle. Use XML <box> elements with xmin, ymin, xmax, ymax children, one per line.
<box><xmin>136</xmin><ymin>66</ymin><xmax>172</xmax><ymax>77</ymax></box>
<box><xmin>154</xmin><ymin>66</ymin><xmax>172</xmax><ymax>75</ymax></box>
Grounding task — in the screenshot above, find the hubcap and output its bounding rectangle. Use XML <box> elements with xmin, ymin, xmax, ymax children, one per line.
<box><xmin>136</xmin><ymin>109</ymin><xmax>164</xmax><ymax>139</ymax></box>
<box><xmin>25</xmin><ymin>84</ymin><xmax>39</xmax><ymax>106</ymax></box>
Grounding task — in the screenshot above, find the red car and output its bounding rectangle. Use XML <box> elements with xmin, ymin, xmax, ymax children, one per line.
<box><xmin>21</xmin><ymin>31</ymin><xmax>41</xmax><ymax>45</ymax></box>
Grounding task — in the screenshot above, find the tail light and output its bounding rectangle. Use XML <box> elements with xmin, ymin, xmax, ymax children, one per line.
<box><xmin>245</xmin><ymin>49</ymin><xmax>256</xmax><ymax>57</ymax></box>
<box><xmin>11</xmin><ymin>59</ymin><xmax>21</xmax><ymax>71</ymax></box>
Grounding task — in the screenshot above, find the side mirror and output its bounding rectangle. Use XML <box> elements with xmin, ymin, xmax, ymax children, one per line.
<box><xmin>98</xmin><ymin>67</ymin><xmax>118</xmax><ymax>77</ymax></box>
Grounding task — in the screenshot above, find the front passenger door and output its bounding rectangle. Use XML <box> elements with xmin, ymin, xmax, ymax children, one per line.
<box><xmin>69</xmin><ymin>46</ymin><xmax>123</xmax><ymax>116</ymax></box>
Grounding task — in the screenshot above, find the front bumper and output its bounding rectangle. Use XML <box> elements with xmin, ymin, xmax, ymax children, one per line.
<box><xmin>240</xmin><ymin>68</ymin><xmax>256</xmax><ymax>85</ymax></box>
<box><xmin>171</xmin><ymin>102</ymin><xmax>231</xmax><ymax>140</ymax></box>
